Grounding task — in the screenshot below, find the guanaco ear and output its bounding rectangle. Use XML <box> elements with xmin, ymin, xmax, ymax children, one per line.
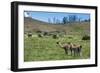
<box><xmin>80</xmin><ymin>45</ymin><xmax>82</xmax><ymax>48</ymax></box>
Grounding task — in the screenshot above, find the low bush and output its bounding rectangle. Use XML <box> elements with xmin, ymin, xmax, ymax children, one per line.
<box><xmin>52</xmin><ymin>34</ymin><xmax>59</xmax><ymax>39</ymax></box>
<box><xmin>27</xmin><ymin>33</ymin><xmax>32</xmax><ymax>37</ymax></box>
<box><xmin>38</xmin><ymin>34</ymin><xmax>43</xmax><ymax>37</ymax></box>
<box><xmin>82</xmin><ymin>35</ymin><xmax>90</xmax><ymax>40</ymax></box>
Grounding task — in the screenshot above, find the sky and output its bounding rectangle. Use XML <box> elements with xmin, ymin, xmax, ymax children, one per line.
<box><xmin>24</xmin><ymin>11</ymin><xmax>90</xmax><ymax>23</ymax></box>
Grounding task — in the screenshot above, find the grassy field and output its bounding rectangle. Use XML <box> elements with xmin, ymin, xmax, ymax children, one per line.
<box><xmin>24</xmin><ymin>17</ymin><xmax>90</xmax><ymax>62</ymax></box>
<box><xmin>24</xmin><ymin>35</ymin><xmax>90</xmax><ymax>62</ymax></box>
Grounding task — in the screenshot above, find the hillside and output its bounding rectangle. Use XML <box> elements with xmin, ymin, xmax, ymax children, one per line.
<box><xmin>24</xmin><ymin>17</ymin><xmax>90</xmax><ymax>35</ymax></box>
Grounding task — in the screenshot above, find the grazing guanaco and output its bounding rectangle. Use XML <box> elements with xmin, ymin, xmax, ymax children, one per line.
<box><xmin>70</xmin><ymin>43</ymin><xmax>82</xmax><ymax>56</ymax></box>
<box><xmin>56</xmin><ymin>42</ymin><xmax>71</xmax><ymax>55</ymax></box>
<box><xmin>56</xmin><ymin>42</ymin><xmax>82</xmax><ymax>56</ymax></box>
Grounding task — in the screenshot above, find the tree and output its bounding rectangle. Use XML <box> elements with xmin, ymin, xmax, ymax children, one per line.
<box><xmin>68</xmin><ymin>15</ymin><xmax>77</xmax><ymax>23</ymax></box>
<box><xmin>53</xmin><ymin>17</ymin><xmax>56</xmax><ymax>24</ymax></box>
<box><xmin>78</xmin><ymin>17</ymin><xmax>81</xmax><ymax>22</ymax></box>
<box><xmin>48</xmin><ymin>18</ymin><xmax>51</xmax><ymax>23</ymax></box>
<box><xmin>62</xmin><ymin>17</ymin><xmax>68</xmax><ymax>24</ymax></box>
<box><xmin>56</xmin><ymin>19</ymin><xmax>60</xmax><ymax>24</ymax></box>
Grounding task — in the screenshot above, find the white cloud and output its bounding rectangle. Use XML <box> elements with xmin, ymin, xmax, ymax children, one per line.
<box><xmin>24</xmin><ymin>12</ymin><xmax>29</xmax><ymax>17</ymax></box>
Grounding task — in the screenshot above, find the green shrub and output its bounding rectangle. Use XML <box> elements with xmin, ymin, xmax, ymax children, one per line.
<box><xmin>38</xmin><ymin>34</ymin><xmax>43</xmax><ymax>37</ymax></box>
<box><xmin>27</xmin><ymin>33</ymin><xmax>32</xmax><ymax>37</ymax></box>
<box><xmin>52</xmin><ymin>34</ymin><xmax>58</xmax><ymax>39</ymax></box>
<box><xmin>43</xmin><ymin>32</ymin><xmax>48</xmax><ymax>36</ymax></box>
<box><xmin>82</xmin><ymin>35</ymin><xmax>90</xmax><ymax>40</ymax></box>
<box><xmin>68</xmin><ymin>36</ymin><xmax>73</xmax><ymax>39</ymax></box>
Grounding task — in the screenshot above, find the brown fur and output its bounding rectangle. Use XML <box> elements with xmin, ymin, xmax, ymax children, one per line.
<box><xmin>70</xmin><ymin>43</ymin><xmax>82</xmax><ymax>56</ymax></box>
<box><xmin>56</xmin><ymin>42</ymin><xmax>82</xmax><ymax>56</ymax></box>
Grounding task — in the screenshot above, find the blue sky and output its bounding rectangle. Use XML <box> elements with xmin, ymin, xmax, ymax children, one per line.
<box><xmin>24</xmin><ymin>11</ymin><xmax>90</xmax><ymax>23</ymax></box>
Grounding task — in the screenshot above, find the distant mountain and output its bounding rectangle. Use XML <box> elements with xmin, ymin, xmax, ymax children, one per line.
<box><xmin>24</xmin><ymin>17</ymin><xmax>90</xmax><ymax>35</ymax></box>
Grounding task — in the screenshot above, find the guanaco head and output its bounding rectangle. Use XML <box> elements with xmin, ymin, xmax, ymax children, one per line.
<box><xmin>80</xmin><ymin>45</ymin><xmax>82</xmax><ymax>48</ymax></box>
<box><xmin>56</xmin><ymin>42</ymin><xmax>71</xmax><ymax>45</ymax></box>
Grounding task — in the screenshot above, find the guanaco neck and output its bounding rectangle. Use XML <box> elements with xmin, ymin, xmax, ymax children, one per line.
<box><xmin>58</xmin><ymin>42</ymin><xmax>63</xmax><ymax>48</ymax></box>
